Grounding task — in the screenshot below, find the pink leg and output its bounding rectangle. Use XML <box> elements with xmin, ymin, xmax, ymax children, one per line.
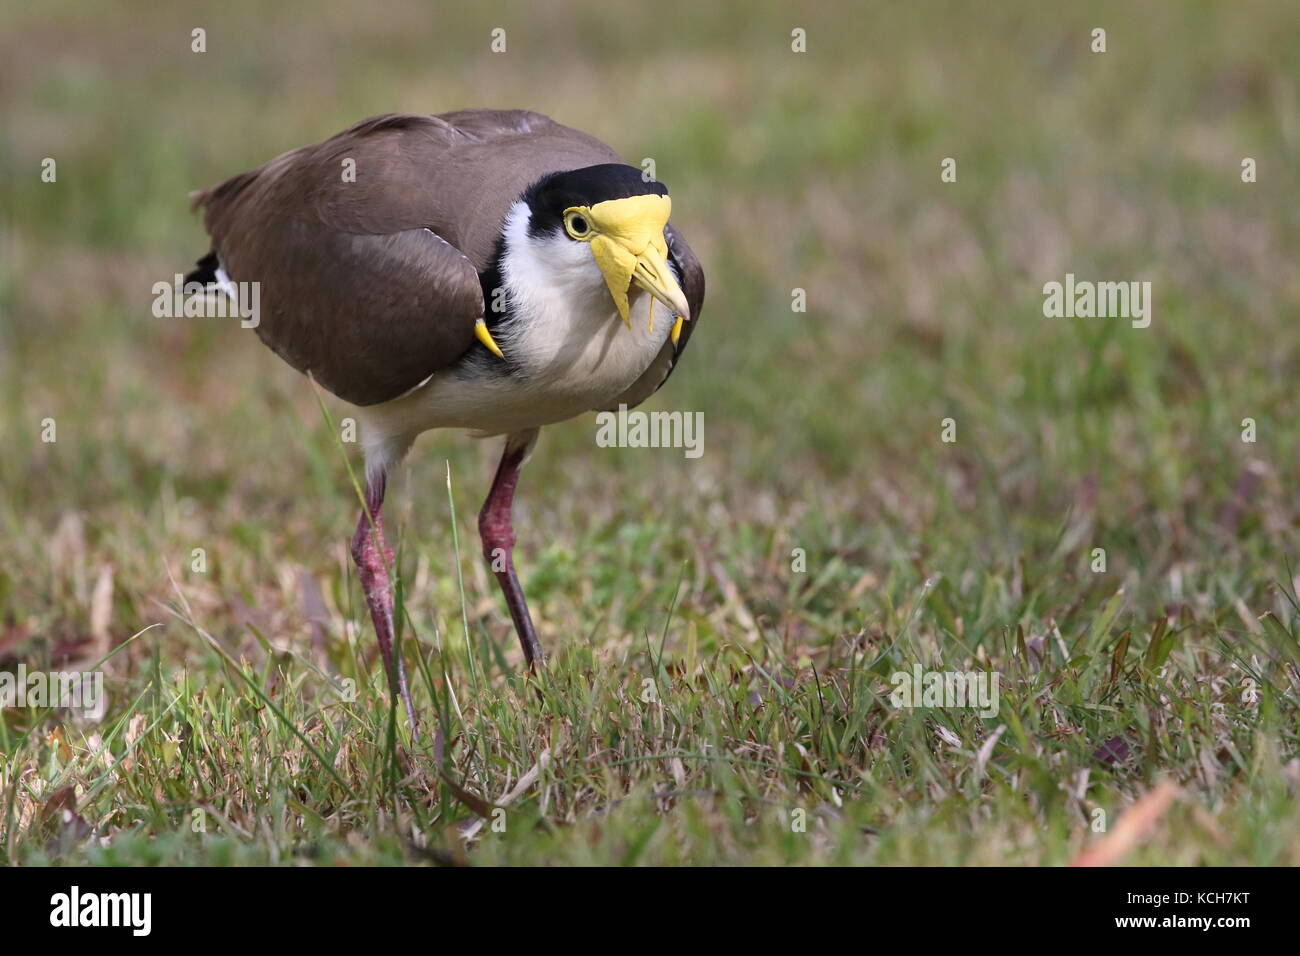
<box><xmin>350</xmin><ymin>470</ymin><xmax>418</xmax><ymax>735</ymax></box>
<box><xmin>479</xmin><ymin>432</ymin><xmax>544</xmax><ymax>669</ymax></box>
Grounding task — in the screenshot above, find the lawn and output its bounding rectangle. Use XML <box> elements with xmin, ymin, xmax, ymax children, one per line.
<box><xmin>1</xmin><ymin>0</ymin><xmax>1298</xmax><ymax>865</ymax></box>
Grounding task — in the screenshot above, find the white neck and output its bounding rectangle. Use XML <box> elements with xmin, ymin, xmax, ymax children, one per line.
<box><xmin>495</xmin><ymin>201</ymin><xmax>619</xmax><ymax>371</ymax></box>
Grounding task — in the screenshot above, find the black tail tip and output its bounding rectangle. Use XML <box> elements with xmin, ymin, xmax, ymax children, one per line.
<box><xmin>185</xmin><ymin>250</ymin><xmax>219</xmax><ymax>286</ymax></box>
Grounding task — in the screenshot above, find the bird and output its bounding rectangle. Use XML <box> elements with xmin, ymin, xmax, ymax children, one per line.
<box><xmin>185</xmin><ymin>110</ymin><xmax>705</xmax><ymax>734</ymax></box>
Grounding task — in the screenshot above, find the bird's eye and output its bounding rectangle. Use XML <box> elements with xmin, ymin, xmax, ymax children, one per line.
<box><xmin>564</xmin><ymin>210</ymin><xmax>592</xmax><ymax>240</ymax></box>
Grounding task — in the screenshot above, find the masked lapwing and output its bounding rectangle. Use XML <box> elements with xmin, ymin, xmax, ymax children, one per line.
<box><xmin>186</xmin><ymin>110</ymin><xmax>704</xmax><ymax>732</ymax></box>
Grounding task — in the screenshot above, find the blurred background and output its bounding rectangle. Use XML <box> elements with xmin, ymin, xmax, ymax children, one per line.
<box><xmin>1</xmin><ymin>0</ymin><xmax>1298</xmax><ymax>717</ymax></box>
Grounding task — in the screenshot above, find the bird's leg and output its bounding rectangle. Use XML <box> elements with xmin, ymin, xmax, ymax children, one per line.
<box><xmin>350</xmin><ymin>469</ymin><xmax>419</xmax><ymax>736</ymax></box>
<box><xmin>479</xmin><ymin>430</ymin><xmax>544</xmax><ymax>669</ymax></box>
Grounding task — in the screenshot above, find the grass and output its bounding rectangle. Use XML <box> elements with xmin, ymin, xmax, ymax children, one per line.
<box><xmin>1</xmin><ymin>0</ymin><xmax>1298</xmax><ymax>865</ymax></box>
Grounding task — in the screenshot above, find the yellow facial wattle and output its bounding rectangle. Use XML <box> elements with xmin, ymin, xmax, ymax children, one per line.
<box><xmin>563</xmin><ymin>193</ymin><xmax>690</xmax><ymax>331</ymax></box>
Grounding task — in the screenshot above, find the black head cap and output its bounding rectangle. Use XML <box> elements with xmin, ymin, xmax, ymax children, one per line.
<box><xmin>523</xmin><ymin>164</ymin><xmax>668</xmax><ymax>237</ymax></box>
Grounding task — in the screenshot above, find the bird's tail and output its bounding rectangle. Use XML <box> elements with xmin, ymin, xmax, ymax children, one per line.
<box><xmin>185</xmin><ymin>250</ymin><xmax>220</xmax><ymax>286</ymax></box>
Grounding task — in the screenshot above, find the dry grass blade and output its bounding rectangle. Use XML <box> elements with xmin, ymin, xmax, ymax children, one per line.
<box><xmin>1070</xmin><ymin>781</ymin><xmax>1180</xmax><ymax>867</ymax></box>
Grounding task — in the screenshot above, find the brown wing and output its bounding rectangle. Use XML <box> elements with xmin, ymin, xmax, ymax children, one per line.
<box><xmin>191</xmin><ymin>110</ymin><xmax>623</xmax><ymax>406</ymax></box>
<box><xmin>604</xmin><ymin>223</ymin><xmax>706</xmax><ymax>410</ymax></box>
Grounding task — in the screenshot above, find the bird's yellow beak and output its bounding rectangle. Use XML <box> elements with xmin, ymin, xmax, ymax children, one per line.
<box><xmin>570</xmin><ymin>194</ymin><xmax>690</xmax><ymax>331</ymax></box>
